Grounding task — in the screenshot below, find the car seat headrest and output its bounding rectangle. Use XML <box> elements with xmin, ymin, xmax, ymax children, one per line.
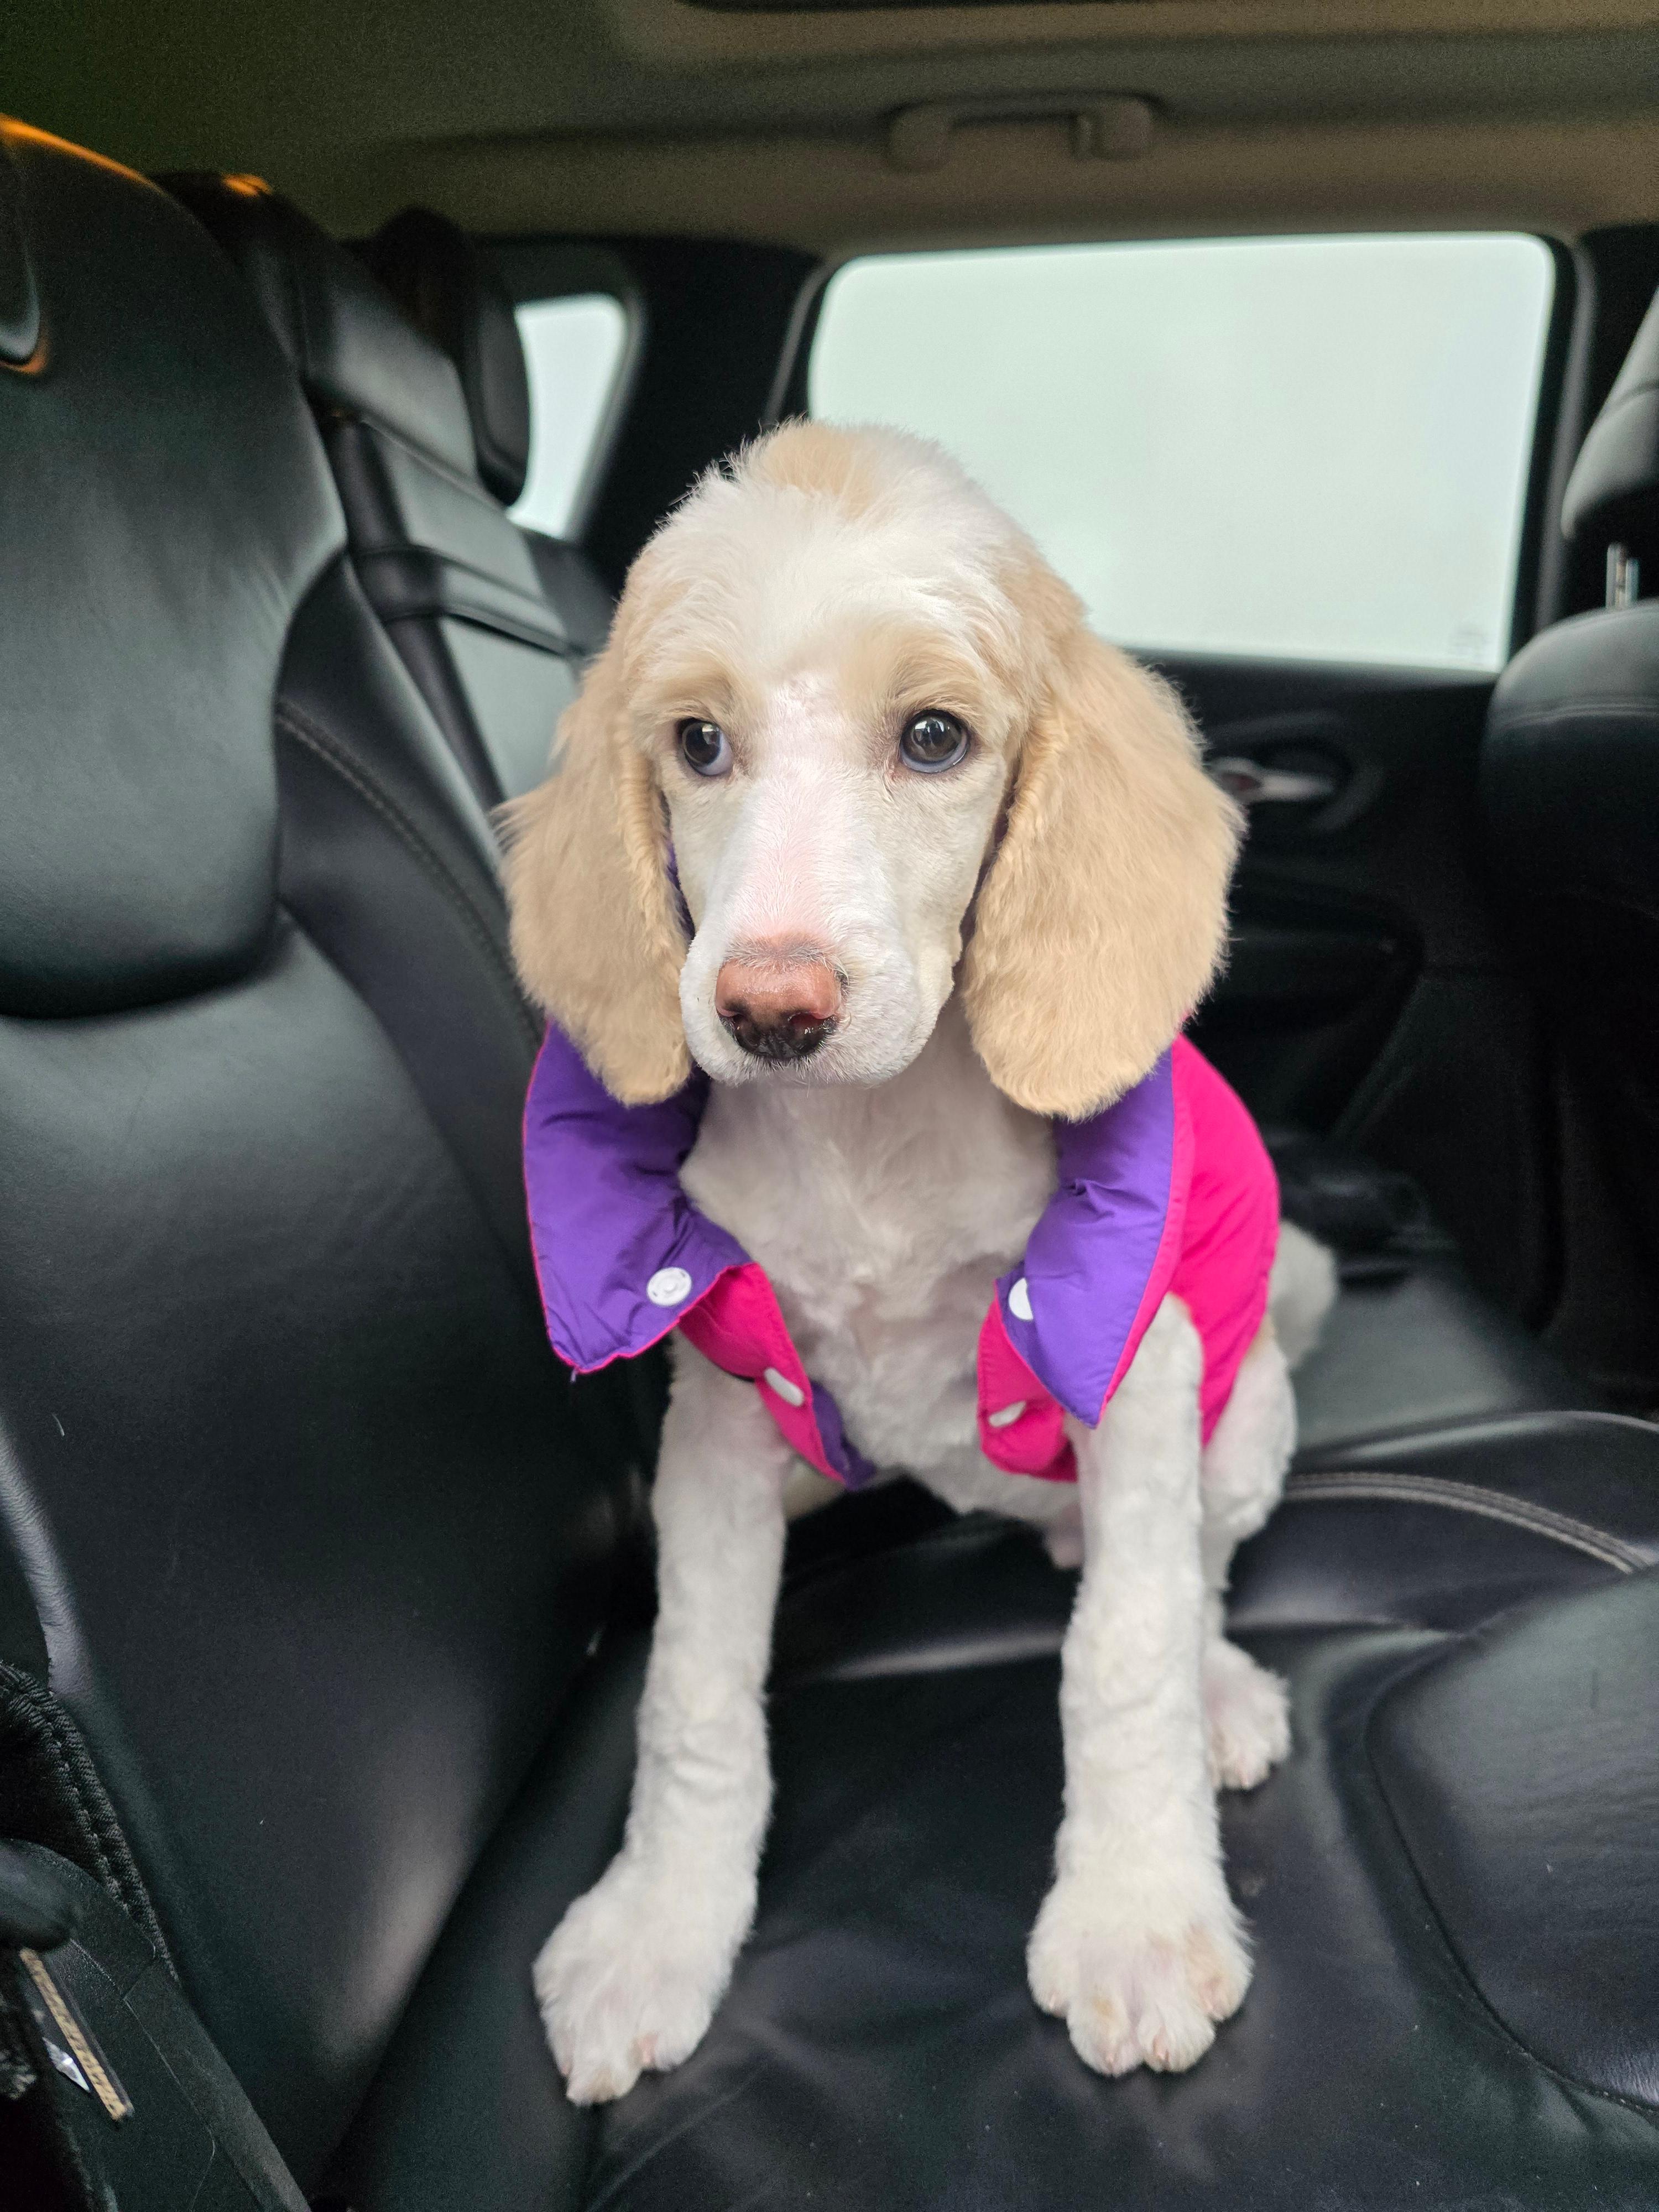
<box><xmin>361</xmin><ymin>206</ymin><xmax>531</xmax><ymax>508</ymax></box>
<box><xmin>165</xmin><ymin>172</ymin><xmax>479</xmax><ymax>488</ymax></box>
<box><xmin>0</xmin><ymin>122</ymin><xmax>342</xmax><ymax>1018</ymax></box>
<box><xmin>1562</xmin><ymin>286</ymin><xmax>1659</xmax><ymax>558</ymax></box>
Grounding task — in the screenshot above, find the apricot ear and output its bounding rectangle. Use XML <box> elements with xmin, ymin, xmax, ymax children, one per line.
<box><xmin>500</xmin><ymin>638</ymin><xmax>690</xmax><ymax>1105</ymax></box>
<box><xmin>963</xmin><ymin>629</ymin><xmax>1240</xmax><ymax>1117</ymax></box>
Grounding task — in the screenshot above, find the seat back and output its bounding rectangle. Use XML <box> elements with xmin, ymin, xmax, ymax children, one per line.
<box><xmin>0</xmin><ymin>118</ymin><xmax>631</xmax><ymax>2188</ymax></box>
<box><xmin>1483</xmin><ymin>287</ymin><xmax>1659</xmax><ymax>1272</ymax></box>
<box><xmin>168</xmin><ymin>173</ymin><xmax>585</xmax><ymax>810</ymax></box>
<box><xmin>361</xmin><ymin>205</ymin><xmax>617</xmax><ymax>663</ymax></box>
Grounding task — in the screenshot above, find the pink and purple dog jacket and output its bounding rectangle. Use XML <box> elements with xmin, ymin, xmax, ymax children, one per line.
<box><xmin>524</xmin><ymin>1028</ymin><xmax>1280</xmax><ymax>1487</ymax></box>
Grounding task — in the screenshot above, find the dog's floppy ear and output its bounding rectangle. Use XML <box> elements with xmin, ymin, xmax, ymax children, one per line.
<box><xmin>962</xmin><ymin>625</ymin><xmax>1241</xmax><ymax>1119</ymax></box>
<box><xmin>501</xmin><ymin>636</ymin><xmax>691</xmax><ymax>1104</ymax></box>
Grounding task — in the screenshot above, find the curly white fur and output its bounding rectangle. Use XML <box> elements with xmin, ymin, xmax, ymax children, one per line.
<box><xmin>535</xmin><ymin>998</ymin><xmax>1332</xmax><ymax>2100</ymax></box>
<box><xmin>524</xmin><ymin>424</ymin><xmax>1337</xmax><ymax>2103</ymax></box>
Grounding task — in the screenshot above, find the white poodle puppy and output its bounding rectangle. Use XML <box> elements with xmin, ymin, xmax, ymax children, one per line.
<box><xmin>504</xmin><ymin>421</ymin><xmax>1337</xmax><ymax>2105</ymax></box>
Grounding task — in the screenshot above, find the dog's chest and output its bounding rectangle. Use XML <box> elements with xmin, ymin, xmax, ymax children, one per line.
<box><xmin>681</xmin><ymin>1006</ymin><xmax>1056</xmax><ymax>1470</ymax></box>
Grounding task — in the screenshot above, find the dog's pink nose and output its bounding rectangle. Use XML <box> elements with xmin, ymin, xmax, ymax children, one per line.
<box><xmin>716</xmin><ymin>954</ymin><xmax>841</xmax><ymax>1063</ymax></box>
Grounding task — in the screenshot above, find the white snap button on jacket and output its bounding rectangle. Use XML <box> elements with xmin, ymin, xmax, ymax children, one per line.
<box><xmin>646</xmin><ymin>1266</ymin><xmax>692</xmax><ymax>1307</ymax></box>
<box><xmin>986</xmin><ymin>1400</ymin><xmax>1027</xmax><ymax>1430</ymax></box>
<box><xmin>1008</xmin><ymin>1277</ymin><xmax>1034</xmax><ymax>1323</ymax></box>
<box><xmin>762</xmin><ymin>1366</ymin><xmax>806</xmax><ymax>1408</ymax></box>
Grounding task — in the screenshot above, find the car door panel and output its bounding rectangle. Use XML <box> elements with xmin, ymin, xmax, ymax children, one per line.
<box><xmin>1159</xmin><ymin>652</ymin><xmax>1554</xmax><ymax>1316</ymax></box>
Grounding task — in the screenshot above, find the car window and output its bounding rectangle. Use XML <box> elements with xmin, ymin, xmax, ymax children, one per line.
<box><xmin>808</xmin><ymin>235</ymin><xmax>1554</xmax><ymax>672</ymax></box>
<box><xmin>509</xmin><ymin>293</ymin><xmax>630</xmax><ymax>539</ymax></box>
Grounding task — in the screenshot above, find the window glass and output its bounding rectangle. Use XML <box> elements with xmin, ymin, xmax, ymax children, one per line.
<box><xmin>808</xmin><ymin>236</ymin><xmax>1554</xmax><ymax>671</ymax></box>
<box><xmin>509</xmin><ymin>294</ymin><xmax>629</xmax><ymax>539</ymax></box>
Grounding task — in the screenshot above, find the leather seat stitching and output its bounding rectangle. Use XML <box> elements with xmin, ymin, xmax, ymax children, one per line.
<box><xmin>1285</xmin><ymin>1470</ymin><xmax>1646</xmax><ymax>1570</ymax></box>
<box><xmin>273</xmin><ymin>700</ymin><xmax>539</xmax><ymax>1049</ymax></box>
<box><xmin>0</xmin><ymin>1662</ymin><xmax>175</xmax><ymax>1970</ymax></box>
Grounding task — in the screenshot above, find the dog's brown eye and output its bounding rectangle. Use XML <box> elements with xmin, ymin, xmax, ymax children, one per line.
<box><xmin>678</xmin><ymin>719</ymin><xmax>732</xmax><ymax>778</ymax></box>
<box><xmin>899</xmin><ymin>711</ymin><xmax>969</xmax><ymax>775</ymax></box>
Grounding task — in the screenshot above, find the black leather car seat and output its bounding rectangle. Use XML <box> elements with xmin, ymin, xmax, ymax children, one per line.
<box><xmin>1484</xmin><ymin>286</ymin><xmax>1659</xmax><ymax>1277</ymax></box>
<box><xmin>342</xmin><ymin>1406</ymin><xmax>1659</xmax><ymax>2212</ymax></box>
<box><xmin>165</xmin><ymin>171</ymin><xmax>592</xmax><ymax>811</ymax></box>
<box><xmin>0</xmin><ymin>116</ymin><xmax>644</xmax><ymax>2195</ymax></box>
<box><xmin>361</xmin><ymin>204</ymin><xmax>615</xmax><ymax>665</ymax></box>
<box><xmin>5</xmin><ymin>114</ymin><xmax>1659</xmax><ymax>2212</ymax></box>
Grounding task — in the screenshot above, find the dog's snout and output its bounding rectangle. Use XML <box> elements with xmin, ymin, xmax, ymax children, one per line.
<box><xmin>716</xmin><ymin>953</ymin><xmax>842</xmax><ymax>1063</ymax></box>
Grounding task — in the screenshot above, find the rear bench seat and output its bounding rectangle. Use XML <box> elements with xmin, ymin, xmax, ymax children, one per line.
<box><xmin>2</xmin><ymin>114</ymin><xmax>1657</xmax><ymax>2212</ymax></box>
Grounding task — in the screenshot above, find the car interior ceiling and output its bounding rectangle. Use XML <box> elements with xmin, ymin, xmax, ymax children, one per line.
<box><xmin>2</xmin><ymin>0</ymin><xmax>1659</xmax><ymax>2204</ymax></box>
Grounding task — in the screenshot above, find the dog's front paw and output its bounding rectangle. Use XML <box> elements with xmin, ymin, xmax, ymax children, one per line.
<box><xmin>534</xmin><ymin>1861</ymin><xmax>750</xmax><ymax>2104</ymax></box>
<box><xmin>1027</xmin><ymin>1866</ymin><xmax>1250</xmax><ymax>2077</ymax></box>
<box><xmin>1203</xmin><ymin>1636</ymin><xmax>1291</xmax><ymax>1791</ymax></box>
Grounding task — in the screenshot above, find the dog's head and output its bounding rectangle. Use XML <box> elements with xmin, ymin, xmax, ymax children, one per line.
<box><xmin>504</xmin><ymin>422</ymin><xmax>1241</xmax><ymax>1118</ymax></box>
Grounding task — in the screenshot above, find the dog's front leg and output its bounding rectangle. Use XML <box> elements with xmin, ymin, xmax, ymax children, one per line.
<box><xmin>535</xmin><ymin>1338</ymin><xmax>792</xmax><ymax>2103</ymax></box>
<box><xmin>1027</xmin><ymin>1296</ymin><xmax>1250</xmax><ymax>2075</ymax></box>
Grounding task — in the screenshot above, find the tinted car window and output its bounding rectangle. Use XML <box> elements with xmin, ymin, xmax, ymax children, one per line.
<box><xmin>810</xmin><ymin>234</ymin><xmax>1553</xmax><ymax>671</ymax></box>
<box><xmin>510</xmin><ymin>293</ymin><xmax>629</xmax><ymax>538</ymax></box>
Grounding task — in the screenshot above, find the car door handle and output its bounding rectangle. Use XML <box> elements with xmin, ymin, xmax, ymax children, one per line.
<box><xmin>1208</xmin><ymin>755</ymin><xmax>1340</xmax><ymax>806</ymax></box>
